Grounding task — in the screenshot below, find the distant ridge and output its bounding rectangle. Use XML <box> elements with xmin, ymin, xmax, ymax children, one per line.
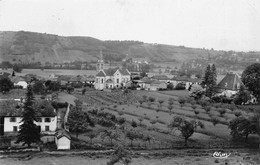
<box><xmin>0</xmin><ymin>31</ymin><xmax>259</xmax><ymax>64</ymax></box>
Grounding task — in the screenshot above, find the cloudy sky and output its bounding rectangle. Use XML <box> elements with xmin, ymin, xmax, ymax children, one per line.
<box><xmin>0</xmin><ymin>0</ymin><xmax>259</xmax><ymax>51</ymax></box>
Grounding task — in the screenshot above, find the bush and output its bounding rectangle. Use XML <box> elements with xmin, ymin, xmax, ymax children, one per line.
<box><xmin>131</xmin><ymin>120</ymin><xmax>137</xmax><ymax>128</ymax></box>
<box><xmin>148</xmin><ymin>97</ymin><xmax>155</xmax><ymax>102</ymax></box>
<box><xmin>218</xmin><ymin>108</ymin><xmax>226</xmax><ymax>117</ymax></box>
<box><xmin>211</xmin><ymin>117</ymin><xmax>220</xmax><ymax>126</ymax></box>
<box><xmin>175</xmin><ymin>83</ymin><xmax>186</xmax><ymax>90</ymax></box>
<box><xmin>178</xmin><ymin>97</ymin><xmax>186</xmax><ymax>105</ymax></box>
<box><xmin>204</xmin><ymin>106</ymin><xmax>211</xmax><ymax>113</ymax></box>
<box><xmin>189</xmin><ymin>84</ymin><xmax>205</xmax><ymax>100</ymax></box>
<box><xmin>234</xmin><ymin>110</ymin><xmax>242</xmax><ymax>117</ymax></box>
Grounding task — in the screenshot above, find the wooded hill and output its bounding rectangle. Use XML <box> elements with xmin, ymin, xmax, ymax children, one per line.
<box><xmin>0</xmin><ymin>31</ymin><xmax>259</xmax><ymax>64</ymax></box>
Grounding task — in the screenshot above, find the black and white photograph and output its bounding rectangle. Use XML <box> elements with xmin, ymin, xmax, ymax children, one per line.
<box><xmin>0</xmin><ymin>0</ymin><xmax>260</xmax><ymax>164</ymax></box>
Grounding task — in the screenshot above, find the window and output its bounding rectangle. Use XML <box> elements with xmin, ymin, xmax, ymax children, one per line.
<box><xmin>13</xmin><ymin>126</ymin><xmax>18</xmax><ymax>132</ymax></box>
<box><xmin>117</xmin><ymin>79</ymin><xmax>119</xmax><ymax>83</ymax></box>
<box><xmin>101</xmin><ymin>78</ymin><xmax>104</xmax><ymax>83</ymax></box>
<box><xmin>45</xmin><ymin>118</ymin><xmax>51</xmax><ymax>123</ymax></box>
<box><xmin>37</xmin><ymin>118</ymin><xmax>42</xmax><ymax>122</ymax></box>
<box><xmin>10</xmin><ymin>117</ymin><xmax>16</xmax><ymax>122</ymax></box>
<box><xmin>96</xmin><ymin>78</ymin><xmax>98</xmax><ymax>83</ymax></box>
<box><xmin>45</xmin><ymin>126</ymin><xmax>50</xmax><ymax>131</ymax></box>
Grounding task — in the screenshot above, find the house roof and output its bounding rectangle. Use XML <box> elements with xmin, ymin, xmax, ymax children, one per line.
<box><xmin>0</xmin><ymin>99</ymin><xmax>56</xmax><ymax>117</ymax></box>
<box><xmin>55</xmin><ymin>129</ymin><xmax>71</xmax><ymax>140</ymax></box>
<box><xmin>118</xmin><ymin>69</ymin><xmax>130</xmax><ymax>76</ymax></box>
<box><xmin>11</xmin><ymin>76</ymin><xmax>25</xmax><ymax>84</ymax></box>
<box><xmin>217</xmin><ymin>73</ymin><xmax>244</xmax><ymax>90</ymax></box>
<box><xmin>151</xmin><ymin>80</ymin><xmax>164</xmax><ymax>85</ymax></box>
<box><xmin>151</xmin><ymin>75</ymin><xmax>169</xmax><ymax>80</ymax></box>
<box><xmin>139</xmin><ymin>77</ymin><xmax>153</xmax><ymax>84</ymax></box>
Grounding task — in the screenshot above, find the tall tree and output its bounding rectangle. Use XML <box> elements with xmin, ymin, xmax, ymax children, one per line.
<box><xmin>16</xmin><ymin>84</ymin><xmax>40</xmax><ymax>147</ymax></box>
<box><xmin>201</xmin><ymin>65</ymin><xmax>211</xmax><ymax>87</ymax></box>
<box><xmin>241</xmin><ymin>63</ymin><xmax>260</xmax><ymax>101</ymax></box>
<box><xmin>202</xmin><ymin>64</ymin><xmax>217</xmax><ymax>98</ymax></box>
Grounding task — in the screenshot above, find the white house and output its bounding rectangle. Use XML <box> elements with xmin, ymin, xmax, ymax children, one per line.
<box><xmin>4</xmin><ymin>116</ymin><xmax>57</xmax><ymax>134</ymax></box>
<box><xmin>11</xmin><ymin>76</ymin><xmax>28</xmax><ymax>89</ymax></box>
<box><xmin>95</xmin><ymin>68</ymin><xmax>131</xmax><ymax>90</ymax></box>
<box><xmin>55</xmin><ymin>129</ymin><xmax>71</xmax><ymax>150</ymax></box>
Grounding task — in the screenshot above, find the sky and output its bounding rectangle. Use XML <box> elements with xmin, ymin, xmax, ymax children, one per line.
<box><xmin>0</xmin><ymin>0</ymin><xmax>260</xmax><ymax>51</ymax></box>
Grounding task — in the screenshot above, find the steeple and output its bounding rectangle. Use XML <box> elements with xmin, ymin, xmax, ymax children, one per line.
<box><xmin>97</xmin><ymin>49</ymin><xmax>104</xmax><ymax>71</ymax></box>
<box><xmin>98</xmin><ymin>49</ymin><xmax>104</xmax><ymax>63</ymax></box>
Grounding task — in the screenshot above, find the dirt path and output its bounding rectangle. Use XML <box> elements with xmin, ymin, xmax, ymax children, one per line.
<box><xmin>1</xmin><ymin>149</ymin><xmax>260</xmax><ymax>165</ymax></box>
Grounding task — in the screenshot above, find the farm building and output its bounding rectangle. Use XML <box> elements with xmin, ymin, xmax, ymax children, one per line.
<box><xmin>55</xmin><ymin>129</ymin><xmax>71</xmax><ymax>150</ymax></box>
<box><xmin>216</xmin><ymin>73</ymin><xmax>244</xmax><ymax>97</ymax></box>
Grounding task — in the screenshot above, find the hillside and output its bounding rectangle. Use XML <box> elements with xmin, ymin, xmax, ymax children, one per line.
<box><xmin>0</xmin><ymin>31</ymin><xmax>259</xmax><ymax>64</ymax></box>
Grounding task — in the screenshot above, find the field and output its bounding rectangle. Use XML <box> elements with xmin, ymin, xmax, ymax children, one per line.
<box><xmin>70</xmin><ymin>89</ymin><xmax>259</xmax><ymax>150</ymax></box>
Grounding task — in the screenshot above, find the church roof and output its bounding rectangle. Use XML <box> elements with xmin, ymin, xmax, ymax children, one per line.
<box><xmin>217</xmin><ymin>73</ymin><xmax>244</xmax><ymax>91</ymax></box>
<box><xmin>96</xmin><ymin>70</ymin><xmax>106</xmax><ymax>77</ymax></box>
<box><xmin>104</xmin><ymin>68</ymin><xmax>117</xmax><ymax>76</ymax></box>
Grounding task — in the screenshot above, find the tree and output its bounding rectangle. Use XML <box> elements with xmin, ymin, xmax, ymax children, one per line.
<box><xmin>229</xmin><ymin>116</ymin><xmax>258</xmax><ymax>142</ymax></box>
<box><xmin>201</xmin><ymin>65</ymin><xmax>211</xmax><ymax>88</ymax></box>
<box><xmin>241</xmin><ymin>63</ymin><xmax>260</xmax><ymax>101</ymax></box>
<box><xmin>158</xmin><ymin>100</ymin><xmax>164</xmax><ymax>108</ymax></box>
<box><xmin>125</xmin><ymin>129</ymin><xmax>143</xmax><ymax>147</ymax></box>
<box><xmin>67</xmin><ymin>102</ymin><xmax>94</xmax><ymax>138</ymax></box>
<box><xmin>234</xmin><ymin>85</ymin><xmax>251</xmax><ymax>105</ymax></box>
<box><xmin>13</xmin><ymin>64</ymin><xmax>23</xmax><ymax>73</ymax></box>
<box><xmin>16</xmin><ymin>85</ymin><xmax>40</xmax><ymax>147</ymax></box>
<box><xmin>107</xmin><ymin>144</ymin><xmax>132</xmax><ymax>165</ymax></box>
<box><xmin>140</xmin><ymin>71</ymin><xmax>147</xmax><ymax>78</ymax></box>
<box><xmin>32</xmin><ymin>80</ymin><xmax>46</xmax><ymax>95</ymax></box>
<box><xmin>168</xmin><ymin>116</ymin><xmax>204</xmax><ymax>146</ymax></box>
<box><xmin>201</xmin><ymin>64</ymin><xmax>217</xmax><ymax>98</ymax></box>
<box><xmin>101</xmin><ymin>129</ymin><xmax>120</xmax><ymax>146</ymax></box>
<box><xmin>0</xmin><ymin>77</ymin><xmax>13</xmax><ymax>94</ymax></box>
<box><xmin>12</xmin><ymin>71</ymin><xmax>15</xmax><ymax>77</ymax></box>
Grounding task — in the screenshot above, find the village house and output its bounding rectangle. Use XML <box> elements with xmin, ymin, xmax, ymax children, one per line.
<box><xmin>137</xmin><ymin>77</ymin><xmax>167</xmax><ymax>91</ymax></box>
<box><xmin>216</xmin><ymin>73</ymin><xmax>244</xmax><ymax>97</ymax></box>
<box><xmin>0</xmin><ymin>100</ymin><xmax>57</xmax><ymax>136</ymax></box>
<box><xmin>10</xmin><ymin>76</ymin><xmax>28</xmax><ymax>89</ymax></box>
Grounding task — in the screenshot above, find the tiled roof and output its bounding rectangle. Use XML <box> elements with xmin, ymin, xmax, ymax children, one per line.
<box><xmin>96</xmin><ymin>70</ymin><xmax>106</xmax><ymax>77</ymax></box>
<box><xmin>55</xmin><ymin>129</ymin><xmax>71</xmax><ymax>140</ymax></box>
<box><xmin>11</xmin><ymin>76</ymin><xmax>25</xmax><ymax>84</ymax></box>
<box><xmin>217</xmin><ymin>73</ymin><xmax>244</xmax><ymax>90</ymax></box>
<box><xmin>0</xmin><ymin>99</ymin><xmax>56</xmax><ymax>117</ymax></box>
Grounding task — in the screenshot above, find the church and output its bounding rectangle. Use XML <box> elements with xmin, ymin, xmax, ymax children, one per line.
<box><xmin>94</xmin><ymin>50</ymin><xmax>131</xmax><ymax>90</ymax></box>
